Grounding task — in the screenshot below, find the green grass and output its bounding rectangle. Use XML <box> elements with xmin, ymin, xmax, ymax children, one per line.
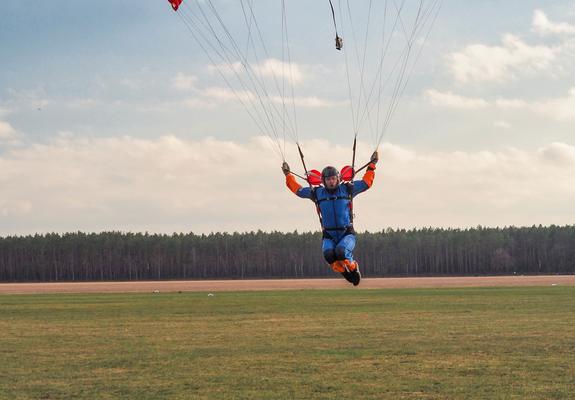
<box><xmin>1</xmin><ymin>286</ymin><xmax>574</xmax><ymax>399</ymax></box>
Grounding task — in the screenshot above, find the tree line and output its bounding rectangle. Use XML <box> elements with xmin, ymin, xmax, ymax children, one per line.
<box><xmin>0</xmin><ymin>225</ymin><xmax>574</xmax><ymax>282</ymax></box>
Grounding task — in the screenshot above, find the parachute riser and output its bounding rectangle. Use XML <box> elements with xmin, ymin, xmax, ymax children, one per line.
<box><xmin>291</xmin><ymin>171</ymin><xmax>308</xmax><ymax>182</ymax></box>
<box><xmin>297</xmin><ymin>143</ymin><xmax>312</xmax><ymax>188</ymax></box>
<box><xmin>354</xmin><ymin>160</ymin><xmax>372</xmax><ymax>176</ymax></box>
<box><xmin>329</xmin><ymin>0</ymin><xmax>343</xmax><ymax>50</ymax></box>
<box><xmin>351</xmin><ymin>137</ymin><xmax>357</xmax><ymax>179</ymax></box>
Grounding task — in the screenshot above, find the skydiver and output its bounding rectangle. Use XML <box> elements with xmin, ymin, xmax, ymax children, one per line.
<box><xmin>282</xmin><ymin>151</ymin><xmax>379</xmax><ymax>286</ymax></box>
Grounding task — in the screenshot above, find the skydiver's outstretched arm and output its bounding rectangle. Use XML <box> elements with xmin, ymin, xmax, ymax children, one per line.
<box><xmin>352</xmin><ymin>151</ymin><xmax>378</xmax><ymax>197</ymax></box>
<box><xmin>285</xmin><ymin>174</ymin><xmax>313</xmax><ymax>199</ymax></box>
<box><xmin>282</xmin><ymin>162</ymin><xmax>313</xmax><ymax>199</ymax></box>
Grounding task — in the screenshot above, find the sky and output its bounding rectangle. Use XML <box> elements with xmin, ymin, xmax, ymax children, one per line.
<box><xmin>1</xmin><ymin>0</ymin><xmax>575</xmax><ymax>235</ymax></box>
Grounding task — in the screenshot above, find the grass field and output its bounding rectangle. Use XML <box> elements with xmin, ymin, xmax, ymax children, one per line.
<box><xmin>1</xmin><ymin>286</ymin><xmax>574</xmax><ymax>399</ymax></box>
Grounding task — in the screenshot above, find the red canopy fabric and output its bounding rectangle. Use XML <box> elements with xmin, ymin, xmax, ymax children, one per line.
<box><xmin>169</xmin><ymin>0</ymin><xmax>183</xmax><ymax>11</ymax></box>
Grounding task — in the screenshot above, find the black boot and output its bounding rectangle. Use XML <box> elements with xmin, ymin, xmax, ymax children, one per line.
<box><xmin>341</xmin><ymin>270</ymin><xmax>355</xmax><ymax>284</ymax></box>
<box><xmin>348</xmin><ymin>268</ymin><xmax>361</xmax><ymax>286</ymax></box>
<box><xmin>348</xmin><ymin>260</ymin><xmax>361</xmax><ymax>286</ymax></box>
<box><xmin>341</xmin><ymin>261</ymin><xmax>361</xmax><ymax>286</ymax></box>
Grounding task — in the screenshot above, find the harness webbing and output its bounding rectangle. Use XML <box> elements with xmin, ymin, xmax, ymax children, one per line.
<box><xmin>295</xmin><ymin>141</ymin><xmax>357</xmax><ymax>235</ymax></box>
<box><xmin>316</xmin><ymin>195</ymin><xmax>351</xmax><ymax>204</ymax></box>
<box><xmin>314</xmin><ymin>183</ymin><xmax>354</xmax><ymax>235</ymax></box>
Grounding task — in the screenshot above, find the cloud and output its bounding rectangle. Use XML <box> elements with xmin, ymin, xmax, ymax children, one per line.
<box><xmin>1</xmin><ymin>136</ymin><xmax>574</xmax><ymax>235</ymax></box>
<box><xmin>532</xmin><ymin>10</ymin><xmax>575</xmax><ymax>36</ymax></box>
<box><xmin>172</xmin><ymin>73</ymin><xmax>198</xmax><ymax>90</ymax></box>
<box><xmin>208</xmin><ymin>61</ymin><xmax>243</xmax><ymax>76</ymax></box>
<box><xmin>195</xmin><ymin>86</ymin><xmax>342</xmax><ymax>108</ymax></box>
<box><xmin>252</xmin><ymin>58</ymin><xmax>304</xmax><ymax>84</ymax></box>
<box><xmin>425</xmin><ymin>89</ymin><xmax>488</xmax><ymax>109</ymax></box>
<box><xmin>493</xmin><ymin>120</ymin><xmax>511</xmax><ymax>129</ymax></box>
<box><xmin>119</xmin><ymin>78</ymin><xmax>144</xmax><ymax>90</ymax></box>
<box><xmin>427</xmin><ymin>87</ymin><xmax>575</xmax><ymax>121</ymax></box>
<box><xmin>271</xmin><ymin>96</ymin><xmax>344</xmax><ymax>108</ymax></box>
<box><xmin>0</xmin><ymin>121</ymin><xmax>17</xmax><ymax>140</ymax></box>
<box><xmin>6</xmin><ymin>88</ymin><xmax>50</xmax><ymax>110</ymax></box>
<box><xmin>209</xmin><ymin>58</ymin><xmax>304</xmax><ymax>85</ymax></box>
<box><xmin>374</xmin><ymin>143</ymin><xmax>575</xmax><ymax>227</ymax></box>
<box><xmin>538</xmin><ymin>142</ymin><xmax>575</xmax><ymax>164</ymax></box>
<box><xmin>181</xmin><ymin>98</ymin><xmax>216</xmax><ymax>110</ymax></box>
<box><xmin>496</xmin><ymin>87</ymin><xmax>575</xmax><ymax>121</ymax></box>
<box><xmin>203</xmin><ymin>87</ymin><xmax>256</xmax><ymax>103</ymax></box>
<box><xmin>448</xmin><ymin>34</ymin><xmax>558</xmax><ymax>83</ymax></box>
<box><xmin>0</xmin><ymin>107</ymin><xmax>11</xmax><ymax>117</ymax></box>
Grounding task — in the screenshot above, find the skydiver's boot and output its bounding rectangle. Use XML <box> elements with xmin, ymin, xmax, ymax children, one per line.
<box><xmin>343</xmin><ymin>259</ymin><xmax>361</xmax><ymax>286</ymax></box>
<box><xmin>331</xmin><ymin>261</ymin><xmax>354</xmax><ymax>283</ymax></box>
<box><xmin>330</xmin><ymin>261</ymin><xmax>346</xmax><ymax>273</ymax></box>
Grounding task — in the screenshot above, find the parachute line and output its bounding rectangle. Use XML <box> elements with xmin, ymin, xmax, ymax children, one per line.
<box><xmin>333</xmin><ymin>0</ymin><xmax>442</xmax><ymax>150</ymax></box>
<box><xmin>174</xmin><ymin>0</ymin><xmax>307</xmax><ymax>160</ymax></box>
<box><xmin>178</xmin><ymin>5</ymin><xmax>285</xmax><ymax>159</ymax></box>
<box><xmin>168</xmin><ymin>0</ymin><xmax>442</xmax><ymax>164</ymax></box>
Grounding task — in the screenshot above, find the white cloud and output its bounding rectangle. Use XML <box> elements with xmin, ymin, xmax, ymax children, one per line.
<box><xmin>532</xmin><ymin>10</ymin><xmax>575</xmax><ymax>36</ymax></box>
<box><xmin>449</xmin><ymin>34</ymin><xmax>559</xmax><ymax>83</ymax></box>
<box><xmin>7</xmin><ymin>88</ymin><xmax>50</xmax><ymax>110</ymax></box>
<box><xmin>538</xmin><ymin>142</ymin><xmax>575</xmax><ymax>164</ymax></box>
<box><xmin>493</xmin><ymin>120</ymin><xmax>511</xmax><ymax>129</ymax></box>
<box><xmin>0</xmin><ymin>201</ymin><xmax>32</xmax><ymax>218</ymax></box>
<box><xmin>208</xmin><ymin>61</ymin><xmax>243</xmax><ymax>76</ymax></box>
<box><xmin>203</xmin><ymin>87</ymin><xmax>256</xmax><ymax>103</ymax></box>
<box><xmin>181</xmin><ymin>98</ymin><xmax>216</xmax><ymax>110</ymax></box>
<box><xmin>172</xmin><ymin>73</ymin><xmax>198</xmax><ymax>90</ymax></box>
<box><xmin>271</xmin><ymin>95</ymin><xmax>344</xmax><ymax>108</ymax></box>
<box><xmin>0</xmin><ymin>107</ymin><xmax>11</xmax><ymax>117</ymax></box>
<box><xmin>496</xmin><ymin>87</ymin><xmax>575</xmax><ymax>121</ymax></box>
<box><xmin>66</xmin><ymin>98</ymin><xmax>98</xmax><ymax>110</ymax></box>
<box><xmin>427</xmin><ymin>87</ymin><xmax>575</xmax><ymax>121</ymax></box>
<box><xmin>493</xmin><ymin>98</ymin><xmax>529</xmax><ymax>109</ymax></box>
<box><xmin>252</xmin><ymin>58</ymin><xmax>304</xmax><ymax>84</ymax></box>
<box><xmin>425</xmin><ymin>89</ymin><xmax>488</xmax><ymax>109</ymax></box>
<box><xmin>0</xmin><ymin>121</ymin><xmax>17</xmax><ymax>140</ymax></box>
<box><xmin>1</xmin><ymin>136</ymin><xmax>574</xmax><ymax>235</ymax></box>
<box><xmin>199</xmin><ymin>86</ymin><xmax>341</xmax><ymax>108</ymax></box>
<box><xmin>209</xmin><ymin>58</ymin><xmax>305</xmax><ymax>85</ymax></box>
<box><xmin>119</xmin><ymin>78</ymin><xmax>144</xmax><ymax>90</ymax></box>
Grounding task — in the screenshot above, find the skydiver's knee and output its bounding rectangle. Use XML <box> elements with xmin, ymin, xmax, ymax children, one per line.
<box><xmin>335</xmin><ymin>246</ymin><xmax>347</xmax><ymax>261</ymax></box>
<box><xmin>323</xmin><ymin>249</ymin><xmax>336</xmax><ymax>264</ymax></box>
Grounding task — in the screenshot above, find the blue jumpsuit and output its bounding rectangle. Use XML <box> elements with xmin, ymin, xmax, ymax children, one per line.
<box><xmin>295</xmin><ymin>180</ymin><xmax>371</xmax><ymax>264</ymax></box>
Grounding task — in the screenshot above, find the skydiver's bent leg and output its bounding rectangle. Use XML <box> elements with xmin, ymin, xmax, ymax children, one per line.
<box><xmin>337</xmin><ymin>234</ymin><xmax>361</xmax><ymax>286</ymax></box>
<box><xmin>334</xmin><ymin>245</ymin><xmax>346</xmax><ymax>261</ymax></box>
<box><xmin>322</xmin><ymin>239</ymin><xmax>336</xmax><ymax>264</ymax></box>
<box><xmin>335</xmin><ymin>234</ymin><xmax>356</xmax><ymax>263</ymax></box>
<box><xmin>322</xmin><ymin>238</ymin><xmax>346</xmax><ymax>273</ymax></box>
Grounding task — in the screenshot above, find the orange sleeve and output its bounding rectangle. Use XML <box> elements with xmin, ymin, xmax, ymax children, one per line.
<box><xmin>362</xmin><ymin>163</ymin><xmax>376</xmax><ymax>188</ymax></box>
<box><xmin>285</xmin><ymin>174</ymin><xmax>302</xmax><ymax>195</ymax></box>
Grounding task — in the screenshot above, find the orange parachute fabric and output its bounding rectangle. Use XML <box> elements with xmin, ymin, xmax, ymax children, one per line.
<box><xmin>169</xmin><ymin>0</ymin><xmax>183</xmax><ymax>11</ymax></box>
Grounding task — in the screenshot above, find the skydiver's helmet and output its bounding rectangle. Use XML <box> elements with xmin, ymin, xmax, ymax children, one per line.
<box><xmin>321</xmin><ymin>166</ymin><xmax>340</xmax><ymax>186</ymax></box>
